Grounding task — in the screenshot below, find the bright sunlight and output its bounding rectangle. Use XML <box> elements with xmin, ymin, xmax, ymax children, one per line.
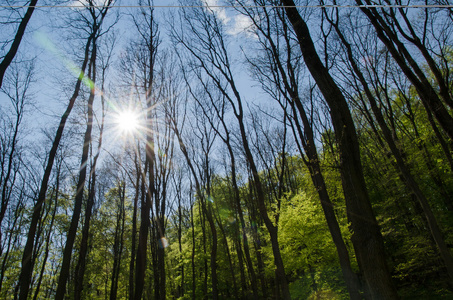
<box><xmin>116</xmin><ymin>110</ymin><xmax>140</xmax><ymax>135</ymax></box>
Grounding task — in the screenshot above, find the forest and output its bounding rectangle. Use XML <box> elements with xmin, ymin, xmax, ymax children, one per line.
<box><xmin>1</xmin><ymin>0</ymin><xmax>453</xmax><ymax>299</ymax></box>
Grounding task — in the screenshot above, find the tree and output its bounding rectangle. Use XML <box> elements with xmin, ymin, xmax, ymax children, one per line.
<box><xmin>73</xmin><ymin>33</ymin><xmax>111</xmax><ymax>299</ymax></box>
<box><xmin>18</xmin><ymin>1</ymin><xmax>113</xmax><ymax>298</ymax></box>
<box><xmin>0</xmin><ymin>0</ymin><xmax>38</xmax><ymax>88</ymax></box>
<box><xmin>281</xmin><ymin>0</ymin><xmax>398</xmax><ymax>298</ymax></box>
<box><xmin>323</xmin><ymin>5</ymin><xmax>453</xmax><ymax>285</ymax></box>
<box><xmin>173</xmin><ymin>1</ymin><xmax>291</xmax><ymax>297</ymax></box>
<box><xmin>234</xmin><ymin>2</ymin><xmax>362</xmax><ymax>297</ymax></box>
<box><xmin>125</xmin><ymin>2</ymin><xmax>160</xmax><ymax>298</ymax></box>
<box><xmin>0</xmin><ymin>60</ymin><xmax>33</xmax><ymax>254</ymax></box>
<box><xmin>358</xmin><ymin>0</ymin><xmax>453</xmax><ymax>141</ymax></box>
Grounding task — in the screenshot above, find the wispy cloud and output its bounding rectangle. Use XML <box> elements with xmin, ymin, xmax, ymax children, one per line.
<box><xmin>69</xmin><ymin>0</ymin><xmax>108</xmax><ymax>8</ymax></box>
<box><xmin>203</xmin><ymin>0</ymin><xmax>254</xmax><ymax>36</ymax></box>
<box><xmin>203</xmin><ymin>0</ymin><xmax>230</xmax><ymax>23</ymax></box>
<box><xmin>227</xmin><ymin>14</ymin><xmax>253</xmax><ymax>35</ymax></box>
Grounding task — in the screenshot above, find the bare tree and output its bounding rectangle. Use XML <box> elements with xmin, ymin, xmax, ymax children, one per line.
<box><xmin>17</xmin><ymin>1</ymin><xmax>113</xmax><ymax>298</ymax></box>
<box><xmin>233</xmin><ymin>3</ymin><xmax>362</xmax><ymax>296</ymax></box>
<box><xmin>0</xmin><ymin>60</ymin><xmax>33</xmax><ymax>255</ymax></box>
<box><xmin>358</xmin><ymin>0</ymin><xmax>453</xmax><ymax>142</ymax></box>
<box><xmin>73</xmin><ymin>34</ymin><xmax>111</xmax><ymax>299</ymax></box>
<box><xmin>281</xmin><ymin>0</ymin><xmax>398</xmax><ymax>298</ymax></box>
<box><xmin>323</xmin><ymin>4</ymin><xmax>453</xmax><ymax>285</ymax></box>
<box><xmin>0</xmin><ymin>0</ymin><xmax>38</xmax><ymax>88</ymax></box>
<box><xmin>173</xmin><ymin>2</ymin><xmax>291</xmax><ymax>298</ymax></box>
<box><xmin>123</xmin><ymin>2</ymin><xmax>161</xmax><ymax>298</ymax></box>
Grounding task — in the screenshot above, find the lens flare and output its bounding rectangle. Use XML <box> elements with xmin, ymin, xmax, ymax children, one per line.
<box><xmin>116</xmin><ymin>110</ymin><xmax>140</xmax><ymax>134</ymax></box>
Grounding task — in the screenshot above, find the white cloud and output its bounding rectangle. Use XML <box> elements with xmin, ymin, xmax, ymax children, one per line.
<box><xmin>203</xmin><ymin>0</ymin><xmax>230</xmax><ymax>24</ymax></box>
<box><xmin>203</xmin><ymin>0</ymin><xmax>255</xmax><ymax>37</ymax></box>
<box><xmin>70</xmin><ymin>0</ymin><xmax>108</xmax><ymax>8</ymax></box>
<box><xmin>227</xmin><ymin>14</ymin><xmax>254</xmax><ymax>36</ymax></box>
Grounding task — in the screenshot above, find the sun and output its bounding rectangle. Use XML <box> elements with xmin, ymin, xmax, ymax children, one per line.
<box><xmin>116</xmin><ymin>110</ymin><xmax>140</xmax><ymax>134</ymax></box>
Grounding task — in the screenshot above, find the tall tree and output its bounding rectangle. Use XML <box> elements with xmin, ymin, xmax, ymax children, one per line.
<box><xmin>235</xmin><ymin>3</ymin><xmax>362</xmax><ymax>297</ymax></box>
<box><xmin>130</xmin><ymin>2</ymin><xmax>160</xmax><ymax>298</ymax></box>
<box><xmin>73</xmin><ymin>37</ymin><xmax>110</xmax><ymax>299</ymax></box>
<box><xmin>55</xmin><ymin>22</ymin><xmax>99</xmax><ymax>300</ymax></box>
<box><xmin>323</xmin><ymin>5</ymin><xmax>453</xmax><ymax>285</ymax></box>
<box><xmin>281</xmin><ymin>0</ymin><xmax>398</xmax><ymax>298</ymax></box>
<box><xmin>0</xmin><ymin>0</ymin><xmax>37</xmax><ymax>88</ymax></box>
<box><xmin>358</xmin><ymin>0</ymin><xmax>453</xmax><ymax>141</ymax></box>
<box><xmin>0</xmin><ymin>60</ymin><xmax>33</xmax><ymax>253</ymax></box>
<box><xmin>174</xmin><ymin>2</ymin><xmax>291</xmax><ymax>298</ymax></box>
<box><xmin>16</xmin><ymin>1</ymin><xmax>107</xmax><ymax>296</ymax></box>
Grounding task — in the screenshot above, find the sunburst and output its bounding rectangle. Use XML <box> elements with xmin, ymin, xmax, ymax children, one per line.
<box><xmin>115</xmin><ymin>110</ymin><xmax>141</xmax><ymax>135</ymax></box>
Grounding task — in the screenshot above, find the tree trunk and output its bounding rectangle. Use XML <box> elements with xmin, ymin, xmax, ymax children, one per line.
<box><xmin>0</xmin><ymin>0</ymin><xmax>38</xmax><ymax>88</ymax></box>
<box><xmin>129</xmin><ymin>151</ymin><xmax>140</xmax><ymax>300</ymax></box>
<box><xmin>282</xmin><ymin>1</ymin><xmax>398</xmax><ymax>298</ymax></box>
<box><xmin>73</xmin><ymin>60</ymin><xmax>106</xmax><ymax>299</ymax></box>
<box><xmin>110</xmin><ymin>182</ymin><xmax>126</xmax><ymax>300</ymax></box>
<box><xmin>191</xmin><ymin>202</ymin><xmax>196</xmax><ymax>300</ymax></box>
<box><xmin>55</xmin><ymin>40</ymin><xmax>97</xmax><ymax>300</ymax></box>
<box><xmin>251</xmin><ymin>7</ymin><xmax>362</xmax><ymax>297</ymax></box>
<box><xmin>134</xmin><ymin>165</ymin><xmax>151</xmax><ymax>300</ymax></box>
<box><xmin>18</xmin><ymin>32</ymin><xmax>93</xmax><ymax>300</ymax></box>
<box><xmin>33</xmin><ymin>174</ymin><xmax>59</xmax><ymax>300</ymax></box>
<box><xmin>331</xmin><ymin>14</ymin><xmax>453</xmax><ymax>285</ymax></box>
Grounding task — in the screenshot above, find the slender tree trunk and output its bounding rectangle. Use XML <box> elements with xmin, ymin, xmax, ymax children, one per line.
<box><xmin>227</xmin><ymin>140</ymin><xmax>258</xmax><ymax>299</ymax></box>
<box><xmin>330</xmin><ymin>14</ymin><xmax>453</xmax><ymax>285</ymax></box>
<box><xmin>191</xmin><ymin>202</ymin><xmax>196</xmax><ymax>300</ymax></box>
<box><xmin>176</xmin><ymin>178</ymin><xmax>184</xmax><ymax>298</ymax></box>
<box><xmin>231</xmin><ymin>216</ymin><xmax>247</xmax><ymax>299</ymax></box>
<box><xmin>32</xmin><ymin>174</ymin><xmax>59</xmax><ymax>300</ymax></box>
<box><xmin>55</xmin><ymin>41</ymin><xmax>97</xmax><ymax>300</ymax></box>
<box><xmin>18</xmin><ymin>33</ymin><xmax>93</xmax><ymax>300</ymax></box>
<box><xmin>0</xmin><ymin>195</ymin><xmax>24</xmax><ymax>293</ymax></box>
<box><xmin>74</xmin><ymin>65</ymin><xmax>105</xmax><ymax>299</ymax></box>
<box><xmin>206</xmin><ymin>206</ymin><xmax>218</xmax><ymax>300</ymax></box>
<box><xmin>216</xmin><ymin>212</ymin><xmax>239</xmax><ymax>299</ymax></box>
<box><xmin>0</xmin><ymin>100</ymin><xmax>21</xmax><ymax>252</ymax></box>
<box><xmin>135</xmin><ymin>5</ymin><xmax>158</xmax><ymax>295</ymax></box>
<box><xmin>238</xmin><ymin>115</ymin><xmax>291</xmax><ymax>299</ymax></box>
<box><xmin>134</xmin><ymin>161</ymin><xmax>151</xmax><ymax>300</ymax></box>
<box><xmin>129</xmin><ymin>152</ymin><xmax>140</xmax><ymax>300</ymax></box>
<box><xmin>247</xmin><ymin>180</ymin><xmax>267</xmax><ymax>296</ymax></box>
<box><xmin>151</xmin><ymin>217</ymin><xmax>159</xmax><ymax>299</ymax></box>
<box><xmin>200</xmin><ymin>202</ymin><xmax>208</xmax><ymax>300</ymax></box>
<box><xmin>110</xmin><ymin>182</ymin><xmax>126</xmax><ymax>300</ymax></box>
<box><xmin>0</xmin><ymin>0</ymin><xmax>38</xmax><ymax>88</ymax></box>
<box><xmin>282</xmin><ymin>1</ymin><xmax>398</xmax><ymax>298</ymax></box>
<box><xmin>172</xmin><ymin>122</ymin><xmax>219</xmax><ymax>300</ymax></box>
<box><xmin>73</xmin><ymin>174</ymin><xmax>95</xmax><ymax>300</ymax></box>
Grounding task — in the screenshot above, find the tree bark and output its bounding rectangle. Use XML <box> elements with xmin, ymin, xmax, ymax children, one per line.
<box><xmin>358</xmin><ymin>3</ymin><xmax>453</xmax><ymax>141</ymax></box>
<box><xmin>329</xmin><ymin>12</ymin><xmax>453</xmax><ymax>285</ymax></box>
<box><xmin>18</xmin><ymin>32</ymin><xmax>93</xmax><ymax>300</ymax></box>
<box><xmin>129</xmin><ymin>152</ymin><xmax>140</xmax><ymax>300</ymax></box>
<box><xmin>281</xmin><ymin>1</ymin><xmax>398</xmax><ymax>298</ymax></box>
<box><xmin>55</xmin><ymin>39</ymin><xmax>97</xmax><ymax>300</ymax></box>
<box><xmin>0</xmin><ymin>0</ymin><xmax>38</xmax><ymax>88</ymax></box>
<box><xmin>32</xmin><ymin>172</ymin><xmax>59</xmax><ymax>300</ymax></box>
<box><xmin>74</xmin><ymin>63</ymin><xmax>106</xmax><ymax>299</ymax></box>
<box><xmin>110</xmin><ymin>182</ymin><xmax>126</xmax><ymax>300</ymax></box>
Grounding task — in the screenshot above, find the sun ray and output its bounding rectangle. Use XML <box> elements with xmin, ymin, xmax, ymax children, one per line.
<box><xmin>116</xmin><ymin>110</ymin><xmax>140</xmax><ymax>134</ymax></box>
